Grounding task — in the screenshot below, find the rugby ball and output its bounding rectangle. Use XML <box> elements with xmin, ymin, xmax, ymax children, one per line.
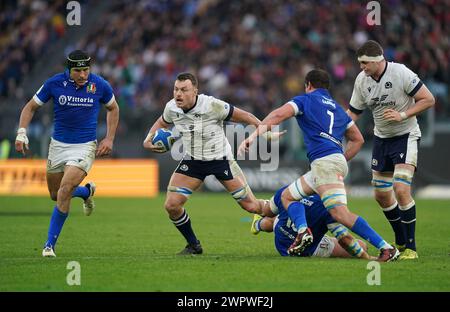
<box><xmin>152</xmin><ymin>128</ymin><xmax>176</xmax><ymax>152</ymax></box>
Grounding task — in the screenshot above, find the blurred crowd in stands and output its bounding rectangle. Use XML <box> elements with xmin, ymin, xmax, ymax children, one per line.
<box><xmin>0</xmin><ymin>0</ymin><xmax>449</xmax><ymax>157</ymax></box>
<box><xmin>81</xmin><ymin>0</ymin><xmax>449</xmax><ymax>120</ymax></box>
<box><xmin>0</xmin><ymin>0</ymin><xmax>67</xmax><ymax>99</ymax></box>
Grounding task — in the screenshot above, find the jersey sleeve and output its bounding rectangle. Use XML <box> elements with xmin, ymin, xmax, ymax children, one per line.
<box><xmin>210</xmin><ymin>96</ymin><xmax>234</xmax><ymax>121</ymax></box>
<box><xmin>33</xmin><ymin>80</ymin><xmax>52</xmax><ymax>105</ymax></box>
<box><xmin>162</xmin><ymin>102</ymin><xmax>174</xmax><ymax>124</ymax></box>
<box><xmin>400</xmin><ymin>64</ymin><xmax>423</xmax><ymax>97</ymax></box>
<box><xmin>99</xmin><ymin>78</ymin><xmax>115</xmax><ymax>106</ymax></box>
<box><xmin>349</xmin><ymin>74</ymin><xmax>366</xmax><ymax>114</ymax></box>
<box><xmin>287</xmin><ymin>95</ymin><xmax>306</xmax><ymax>116</ymax></box>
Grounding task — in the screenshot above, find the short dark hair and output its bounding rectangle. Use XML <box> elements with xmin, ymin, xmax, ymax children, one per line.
<box><xmin>305</xmin><ymin>69</ymin><xmax>330</xmax><ymax>90</ymax></box>
<box><xmin>357</xmin><ymin>40</ymin><xmax>383</xmax><ymax>57</ymax></box>
<box><xmin>176</xmin><ymin>72</ymin><xmax>198</xmax><ymax>88</ymax></box>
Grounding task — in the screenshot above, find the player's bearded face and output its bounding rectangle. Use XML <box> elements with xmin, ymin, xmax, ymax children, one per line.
<box><xmin>359</xmin><ymin>61</ymin><xmax>378</xmax><ymax>76</ymax></box>
<box><xmin>173</xmin><ymin>80</ymin><xmax>198</xmax><ymax>109</ymax></box>
<box><xmin>71</xmin><ymin>67</ymin><xmax>90</xmax><ymax>87</ymax></box>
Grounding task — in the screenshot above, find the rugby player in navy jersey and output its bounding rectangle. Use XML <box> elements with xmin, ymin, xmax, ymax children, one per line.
<box><xmin>239</xmin><ymin>69</ymin><xmax>399</xmax><ymax>262</ymax></box>
<box><xmin>15</xmin><ymin>50</ymin><xmax>119</xmax><ymax>257</ymax></box>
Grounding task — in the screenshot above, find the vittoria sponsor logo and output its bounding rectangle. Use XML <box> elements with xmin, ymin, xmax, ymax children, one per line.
<box><xmin>59</xmin><ymin>95</ymin><xmax>94</xmax><ymax>107</ymax></box>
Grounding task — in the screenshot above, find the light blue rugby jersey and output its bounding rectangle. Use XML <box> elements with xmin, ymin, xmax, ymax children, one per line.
<box><xmin>288</xmin><ymin>89</ymin><xmax>353</xmax><ymax>162</ymax></box>
<box><xmin>33</xmin><ymin>69</ymin><xmax>114</xmax><ymax>144</ymax></box>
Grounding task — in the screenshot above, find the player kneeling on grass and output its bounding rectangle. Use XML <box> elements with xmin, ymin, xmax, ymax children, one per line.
<box><xmin>143</xmin><ymin>72</ymin><xmax>285</xmax><ymax>255</ymax></box>
<box><xmin>251</xmin><ymin>185</ymin><xmax>387</xmax><ymax>260</ymax></box>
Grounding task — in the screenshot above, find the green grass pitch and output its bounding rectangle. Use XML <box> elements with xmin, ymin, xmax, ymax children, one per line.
<box><xmin>0</xmin><ymin>193</ymin><xmax>449</xmax><ymax>291</ymax></box>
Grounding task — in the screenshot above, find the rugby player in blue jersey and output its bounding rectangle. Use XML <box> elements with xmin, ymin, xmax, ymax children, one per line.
<box><xmin>239</xmin><ymin>69</ymin><xmax>399</xmax><ymax>262</ymax></box>
<box><xmin>251</xmin><ymin>186</ymin><xmax>374</xmax><ymax>260</ymax></box>
<box><xmin>15</xmin><ymin>50</ymin><xmax>120</xmax><ymax>257</ymax></box>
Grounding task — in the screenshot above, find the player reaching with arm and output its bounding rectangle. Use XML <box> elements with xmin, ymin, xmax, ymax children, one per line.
<box><xmin>143</xmin><ymin>72</ymin><xmax>284</xmax><ymax>255</ymax></box>
<box><xmin>347</xmin><ymin>40</ymin><xmax>435</xmax><ymax>260</ymax></box>
<box><xmin>15</xmin><ymin>50</ymin><xmax>119</xmax><ymax>257</ymax></box>
<box><xmin>239</xmin><ymin>69</ymin><xmax>399</xmax><ymax>262</ymax></box>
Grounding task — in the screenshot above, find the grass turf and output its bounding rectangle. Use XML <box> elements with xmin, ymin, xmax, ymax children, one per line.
<box><xmin>0</xmin><ymin>194</ymin><xmax>449</xmax><ymax>291</ymax></box>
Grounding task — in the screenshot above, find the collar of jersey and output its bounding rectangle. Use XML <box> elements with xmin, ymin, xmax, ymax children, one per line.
<box><xmin>370</xmin><ymin>61</ymin><xmax>388</xmax><ymax>83</ymax></box>
<box><xmin>310</xmin><ymin>88</ymin><xmax>330</xmax><ymax>96</ymax></box>
<box><xmin>182</xmin><ymin>95</ymin><xmax>198</xmax><ymax>114</ymax></box>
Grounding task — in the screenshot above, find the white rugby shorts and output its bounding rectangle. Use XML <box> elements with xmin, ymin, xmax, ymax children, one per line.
<box><xmin>47</xmin><ymin>138</ymin><xmax>96</xmax><ymax>174</ymax></box>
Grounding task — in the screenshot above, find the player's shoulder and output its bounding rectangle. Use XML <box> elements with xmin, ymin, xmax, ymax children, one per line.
<box><xmin>164</xmin><ymin>98</ymin><xmax>178</xmax><ymax>110</ymax></box>
<box><xmin>88</xmin><ymin>73</ymin><xmax>110</xmax><ymax>85</ymax></box>
<box><xmin>198</xmin><ymin>94</ymin><xmax>230</xmax><ymax>112</ymax></box>
<box><xmin>291</xmin><ymin>93</ymin><xmax>308</xmax><ymax>104</ymax></box>
<box><xmin>354</xmin><ymin>70</ymin><xmax>368</xmax><ymax>85</ymax></box>
<box><xmin>45</xmin><ymin>72</ymin><xmax>66</xmax><ymax>85</ymax></box>
<box><xmin>387</xmin><ymin>61</ymin><xmax>415</xmax><ymax>77</ymax></box>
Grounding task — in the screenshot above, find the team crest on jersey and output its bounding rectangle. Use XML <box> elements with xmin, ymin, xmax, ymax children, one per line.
<box><xmin>385</xmin><ymin>81</ymin><xmax>392</xmax><ymax>89</ymax></box>
<box><xmin>86</xmin><ymin>82</ymin><xmax>96</xmax><ymax>94</ymax></box>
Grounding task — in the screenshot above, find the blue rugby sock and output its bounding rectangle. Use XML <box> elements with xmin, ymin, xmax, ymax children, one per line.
<box><xmin>351</xmin><ymin>216</ymin><xmax>389</xmax><ymax>250</ymax></box>
<box><xmin>399</xmin><ymin>202</ymin><xmax>416</xmax><ymax>251</ymax></box>
<box><xmin>287</xmin><ymin>202</ymin><xmax>307</xmax><ymax>232</ymax></box>
<box><xmin>44</xmin><ymin>206</ymin><xmax>68</xmax><ymax>248</ymax></box>
<box><xmin>382</xmin><ymin>203</ymin><xmax>406</xmax><ymax>246</ymax></box>
<box><xmin>72</xmin><ymin>186</ymin><xmax>90</xmax><ymax>200</ymax></box>
<box><xmin>171</xmin><ymin>209</ymin><xmax>199</xmax><ymax>245</ymax></box>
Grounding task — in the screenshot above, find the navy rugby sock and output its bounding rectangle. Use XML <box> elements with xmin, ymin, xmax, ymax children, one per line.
<box><xmin>399</xmin><ymin>202</ymin><xmax>416</xmax><ymax>251</ymax></box>
<box><xmin>171</xmin><ymin>209</ymin><xmax>199</xmax><ymax>245</ymax></box>
<box><xmin>382</xmin><ymin>203</ymin><xmax>407</xmax><ymax>246</ymax></box>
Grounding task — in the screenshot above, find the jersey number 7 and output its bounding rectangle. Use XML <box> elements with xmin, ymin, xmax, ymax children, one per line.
<box><xmin>327</xmin><ymin>110</ymin><xmax>334</xmax><ymax>134</ymax></box>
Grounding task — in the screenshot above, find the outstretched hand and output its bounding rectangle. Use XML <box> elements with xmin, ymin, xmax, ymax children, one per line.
<box><xmin>264</xmin><ymin>130</ymin><xmax>287</xmax><ymax>141</ymax></box>
<box><xmin>237</xmin><ymin>137</ymin><xmax>254</xmax><ymax>156</ymax></box>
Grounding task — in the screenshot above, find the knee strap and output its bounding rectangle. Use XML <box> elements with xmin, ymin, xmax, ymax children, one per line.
<box><xmin>321</xmin><ymin>188</ymin><xmax>347</xmax><ymax>210</ymax></box>
<box><xmin>230</xmin><ymin>184</ymin><xmax>249</xmax><ymax>201</ymax></box>
<box><xmin>288</xmin><ymin>178</ymin><xmax>308</xmax><ymax>200</ymax></box>
<box><xmin>393</xmin><ymin>168</ymin><xmax>414</xmax><ymax>186</ymax></box>
<box><xmin>372</xmin><ymin>173</ymin><xmax>393</xmax><ymax>192</ymax></box>
<box><xmin>327</xmin><ymin>222</ymin><xmax>349</xmax><ymax>240</ymax></box>
<box><xmin>167</xmin><ymin>186</ymin><xmax>193</xmax><ymax>197</ymax></box>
